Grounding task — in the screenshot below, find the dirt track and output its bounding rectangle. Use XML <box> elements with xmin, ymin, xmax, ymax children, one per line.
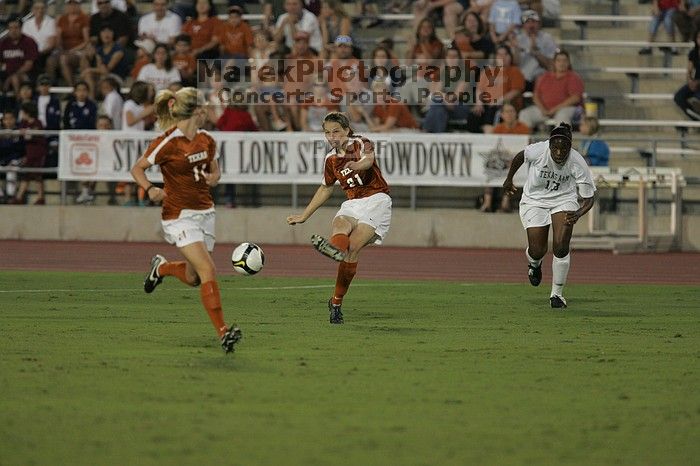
<box><xmin>1</xmin><ymin>240</ymin><xmax>698</xmax><ymax>285</ymax></box>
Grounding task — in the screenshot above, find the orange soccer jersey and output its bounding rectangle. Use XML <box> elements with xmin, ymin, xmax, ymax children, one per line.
<box><xmin>144</xmin><ymin>127</ymin><xmax>218</xmax><ymax>220</ymax></box>
<box><xmin>323</xmin><ymin>136</ymin><xmax>390</xmax><ymax>200</ymax></box>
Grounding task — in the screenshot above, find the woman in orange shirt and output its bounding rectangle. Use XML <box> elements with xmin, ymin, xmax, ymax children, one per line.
<box><xmin>181</xmin><ymin>0</ymin><xmax>221</xmax><ymax>60</ymax></box>
<box><xmin>130</xmin><ymin>87</ymin><xmax>241</xmax><ymax>354</ymax></box>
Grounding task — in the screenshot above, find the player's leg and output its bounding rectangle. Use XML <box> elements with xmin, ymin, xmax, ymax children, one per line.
<box><xmin>329</xmin><ymin>222</ymin><xmax>377</xmax><ymax>324</ymax></box>
<box><xmin>520</xmin><ymin>203</ymin><xmax>551</xmax><ymax>287</ymax></box>
<box><xmin>549</xmin><ymin>211</ymin><xmax>574</xmax><ymax>308</ymax></box>
<box><xmin>178</xmin><ymin>241</ymin><xmax>240</xmax><ymax>352</ymax></box>
<box><xmin>311</xmin><ymin>214</ymin><xmax>353</xmax><ymax>261</ymax></box>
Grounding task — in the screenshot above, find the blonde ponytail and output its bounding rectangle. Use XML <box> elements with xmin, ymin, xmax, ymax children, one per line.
<box><xmin>154</xmin><ymin>87</ymin><xmax>202</xmax><ymax>130</ymax></box>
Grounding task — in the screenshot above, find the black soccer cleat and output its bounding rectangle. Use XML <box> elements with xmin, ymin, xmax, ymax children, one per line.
<box><xmin>144</xmin><ymin>254</ymin><xmax>166</xmax><ymax>293</ymax></box>
<box><xmin>550</xmin><ymin>295</ymin><xmax>567</xmax><ymax>309</ymax></box>
<box><xmin>328</xmin><ymin>299</ymin><xmax>344</xmax><ymax>324</ymax></box>
<box><xmin>221</xmin><ymin>325</ymin><xmax>243</xmax><ymax>353</ymax></box>
<box><xmin>528</xmin><ymin>264</ymin><xmax>542</xmax><ymax>287</ymax></box>
<box><xmin>311</xmin><ymin>234</ymin><xmax>346</xmax><ymax>262</ymax></box>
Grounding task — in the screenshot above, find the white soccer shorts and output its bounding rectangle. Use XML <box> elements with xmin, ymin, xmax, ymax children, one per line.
<box><xmin>519</xmin><ymin>201</ymin><xmax>579</xmax><ymax>229</ymax></box>
<box><xmin>335</xmin><ymin>192</ymin><xmax>392</xmax><ymax>244</ymax></box>
<box><xmin>161</xmin><ymin>208</ymin><xmax>216</xmax><ymax>251</ymax></box>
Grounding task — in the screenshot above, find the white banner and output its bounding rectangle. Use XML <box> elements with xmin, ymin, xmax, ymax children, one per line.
<box><xmin>58</xmin><ymin>131</ymin><xmax>529</xmax><ymax>186</ymax></box>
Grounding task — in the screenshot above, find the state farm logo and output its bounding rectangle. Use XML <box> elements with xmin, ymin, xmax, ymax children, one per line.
<box><xmin>70</xmin><ymin>143</ymin><xmax>98</xmax><ymax>175</ymax></box>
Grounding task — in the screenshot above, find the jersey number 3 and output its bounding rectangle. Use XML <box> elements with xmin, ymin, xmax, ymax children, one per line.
<box><xmin>193</xmin><ymin>163</ymin><xmax>208</xmax><ymax>182</ymax></box>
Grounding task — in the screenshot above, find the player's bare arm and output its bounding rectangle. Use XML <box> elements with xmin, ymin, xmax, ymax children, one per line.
<box><xmin>502</xmin><ymin>150</ymin><xmax>525</xmax><ymax>195</ymax></box>
<box><xmin>202</xmin><ymin>159</ymin><xmax>221</xmax><ymax>187</ymax></box>
<box><xmin>343</xmin><ymin>150</ymin><xmax>375</xmax><ymax>171</ymax></box>
<box><xmin>565</xmin><ymin>194</ymin><xmax>596</xmax><ymax>225</ymax></box>
<box><xmin>287</xmin><ymin>184</ymin><xmax>334</xmax><ymax>224</ymax></box>
<box><xmin>131</xmin><ymin>156</ymin><xmax>166</xmax><ymax>202</ymax></box>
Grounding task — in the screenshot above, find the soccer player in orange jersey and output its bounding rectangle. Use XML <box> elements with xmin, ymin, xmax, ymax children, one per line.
<box><xmin>287</xmin><ymin>112</ymin><xmax>392</xmax><ymax>324</ymax></box>
<box><xmin>130</xmin><ymin>87</ymin><xmax>241</xmax><ymax>353</ymax></box>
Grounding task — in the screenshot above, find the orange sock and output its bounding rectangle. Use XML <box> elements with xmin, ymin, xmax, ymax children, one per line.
<box><xmin>200</xmin><ymin>280</ymin><xmax>228</xmax><ymax>337</ymax></box>
<box><xmin>157</xmin><ymin>261</ymin><xmax>192</xmax><ymax>285</ymax></box>
<box><xmin>332</xmin><ymin>261</ymin><xmax>357</xmax><ymax>305</ymax></box>
<box><xmin>330</xmin><ymin>233</ymin><xmax>350</xmax><ymax>252</ymax></box>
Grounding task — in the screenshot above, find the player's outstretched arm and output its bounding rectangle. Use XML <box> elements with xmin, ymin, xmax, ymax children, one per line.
<box><xmin>343</xmin><ymin>150</ymin><xmax>375</xmax><ymax>172</ymax></box>
<box><xmin>503</xmin><ymin>150</ymin><xmax>525</xmax><ymax>195</ymax></box>
<box><xmin>287</xmin><ymin>184</ymin><xmax>334</xmax><ymax>225</ymax></box>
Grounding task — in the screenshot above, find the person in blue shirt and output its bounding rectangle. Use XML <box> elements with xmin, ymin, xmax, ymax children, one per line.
<box><xmin>578</xmin><ymin>116</ymin><xmax>609</xmax><ymax>166</ymax></box>
<box><xmin>63</xmin><ymin>81</ymin><xmax>98</xmax><ymax>130</ymax></box>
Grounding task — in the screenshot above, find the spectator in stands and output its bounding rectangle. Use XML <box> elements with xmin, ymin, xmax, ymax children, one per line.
<box><xmin>518</xmin><ymin>50</ymin><xmax>584</xmax><ymax>130</ymax></box>
<box><xmin>81</xmin><ymin>25</ymin><xmax>127</xmax><ymax>98</ymax></box>
<box><xmin>274</xmin><ymin>0</ymin><xmax>323</xmax><ymax>53</ymax></box>
<box><xmin>90</xmin><ymin>0</ymin><xmax>132</xmax><ymax>48</ymax></box>
<box><xmin>639</xmin><ymin>0</ymin><xmax>680</xmax><ymax>55</ymax></box>
<box><xmin>319</xmin><ymin>0</ymin><xmax>353</xmax><ymax>59</ymax></box>
<box><xmin>99</xmin><ymin>76</ymin><xmax>123</xmax><ymax>129</ymax></box>
<box><xmin>488</xmin><ymin>0</ymin><xmax>521</xmax><ymax>45</ymax></box>
<box><xmin>20</xmin><ymin>1</ymin><xmax>56</xmax><ymax>78</ymax></box>
<box><xmin>468</xmin><ymin>44</ymin><xmax>525</xmax><ymax>132</ymax></box>
<box><xmin>368</xmin><ymin>45</ymin><xmax>403</xmax><ymax>93</ymax></box>
<box><xmin>578</xmin><ymin>116</ymin><xmax>609</xmax><ymax>167</ymax></box>
<box><xmin>284</xmin><ymin>31</ymin><xmax>319</xmax><ymax>129</ymax></box>
<box><xmin>674</xmin><ymin>30</ymin><xmax>700</xmax><ymax>119</ymax></box>
<box><xmin>299</xmin><ymin>80</ymin><xmax>340</xmax><ymax>131</ymax></box>
<box><xmin>216</xmin><ymin>97</ymin><xmax>258</xmax><ymax>132</ymax></box>
<box><xmin>325</xmin><ymin>35</ymin><xmax>368</xmax><ymax>108</ymax></box>
<box><xmin>137</xmin><ymin>43</ymin><xmax>182</xmax><ymax>92</ymax></box>
<box><xmin>408</xmin><ymin>18</ymin><xmax>445</xmax><ymax>61</ymax></box>
<box><xmin>53</xmin><ymin>0</ymin><xmax>90</xmax><ymax>88</ymax></box>
<box><xmin>120</xmin><ymin>81</ymin><xmax>154</xmax><ymax>206</ymax></box>
<box><xmin>413</xmin><ymin>0</ymin><xmax>465</xmax><ymax>38</ymax></box>
<box><xmin>0</xmin><ymin>112</ymin><xmax>24</xmax><ymax>203</ymax></box>
<box><xmin>13</xmin><ymin>81</ymin><xmax>34</xmax><ymax>117</ymax></box>
<box><xmin>172</xmin><ymin>34</ymin><xmax>197</xmax><ymax>86</ymax></box>
<box><xmin>63</xmin><ymin>81</ymin><xmax>98</xmax><ymax>130</ymax></box>
<box><xmin>10</xmin><ymin>102</ymin><xmax>47</xmax><ymax>205</ymax></box>
<box><xmin>467</xmin><ymin>0</ymin><xmax>494</xmax><ymax>24</ymax></box>
<box><xmin>218</xmin><ymin>5</ymin><xmax>255</xmax><ymax>60</ymax></box>
<box><xmin>422</xmin><ymin>46</ymin><xmax>472</xmax><ymax>133</ymax></box>
<box><xmin>673</xmin><ymin>0</ymin><xmax>700</xmax><ymax>42</ymax></box>
<box><xmin>452</xmin><ymin>11</ymin><xmax>495</xmax><ymax>59</ymax></box>
<box><xmin>0</xmin><ymin>16</ymin><xmax>39</xmax><ymax>95</ymax></box>
<box><xmin>182</xmin><ymin>0</ymin><xmax>221</xmax><ymax>61</ymax></box>
<box><xmin>480</xmin><ymin>103</ymin><xmax>530</xmax><ymax>212</ymax></box>
<box><xmin>138</xmin><ymin>0</ymin><xmax>183</xmax><ymax>47</ymax></box>
<box><xmin>35</xmin><ymin>74</ymin><xmax>61</xmax><ymax>173</ymax></box>
<box><xmin>509</xmin><ymin>9</ymin><xmax>556</xmax><ymax>91</ymax></box>
<box><xmin>122</xmin><ymin>81</ymin><xmax>155</xmax><ymax>131</ymax></box>
<box><xmin>131</xmin><ymin>38</ymin><xmax>155</xmax><ymax>81</ymax></box>
<box><xmin>369</xmin><ymin>79</ymin><xmax>419</xmax><ymax>132</ymax></box>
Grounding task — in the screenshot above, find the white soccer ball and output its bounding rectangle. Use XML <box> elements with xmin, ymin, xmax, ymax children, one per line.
<box><xmin>231</xmin><ymin>242</ymin><xmax>265</xmax><ymax>275</ymax></box>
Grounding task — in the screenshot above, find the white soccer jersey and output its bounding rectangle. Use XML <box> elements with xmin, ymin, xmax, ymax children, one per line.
<box><xmin>520</xmin><ymin>140</ymin><xmax>596</xmax><ymax>208</ymax></box>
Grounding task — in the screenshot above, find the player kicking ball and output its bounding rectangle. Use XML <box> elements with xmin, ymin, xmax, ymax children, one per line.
<box><xmin>287</xmin><ymin>112</ymin><xmax>392</xmax><ymax>324</ymax></box>
<box><xmin>502</xmin><ymin>122</ymin><xmax>596</xmax><ymax>308</ymax></box>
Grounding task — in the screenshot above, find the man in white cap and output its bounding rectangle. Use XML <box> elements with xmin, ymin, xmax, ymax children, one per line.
<box><xmin>511</xmin><ymin>9</ymin><xmax>557</xmax><ymax>91</ymax></box>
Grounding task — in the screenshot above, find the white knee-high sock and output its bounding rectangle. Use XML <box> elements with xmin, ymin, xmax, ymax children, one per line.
<box><xmin>551</xmin><ymin>253</ymin><xmax>571</xmax><ymax>297</ymax></box>
<box><xmin>526</xmin><ymin>248</ymin><xmax>542</xmax><ymax>268</ymax></box>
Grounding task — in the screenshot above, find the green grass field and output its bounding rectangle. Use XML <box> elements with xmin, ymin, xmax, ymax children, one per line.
<box><xmin>1</xmin><ymin>270</ymin><xmax>698</xmax><ymax>466</ymax></box>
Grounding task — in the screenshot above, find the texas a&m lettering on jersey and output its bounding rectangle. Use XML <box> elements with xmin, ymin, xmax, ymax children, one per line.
<box><xmin>322</xmin><ymin>136</ymin><xmax>390</xmax><ymax>199</ymax></box>
<box><xmin>144</xmin><ymin>127</ymin><xmax>219</xmax><ymax>220</ymax></box>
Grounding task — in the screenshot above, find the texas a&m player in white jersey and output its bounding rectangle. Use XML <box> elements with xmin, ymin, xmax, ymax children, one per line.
<box><xmin>287</xmin><ymin>112</ymin><xmax>392</xmax><ymax>324</ymax></box>
<box><xmin>503</xmin><ymin>122</ymin><xmax>596</xmax><ymax>309</ymax></box>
